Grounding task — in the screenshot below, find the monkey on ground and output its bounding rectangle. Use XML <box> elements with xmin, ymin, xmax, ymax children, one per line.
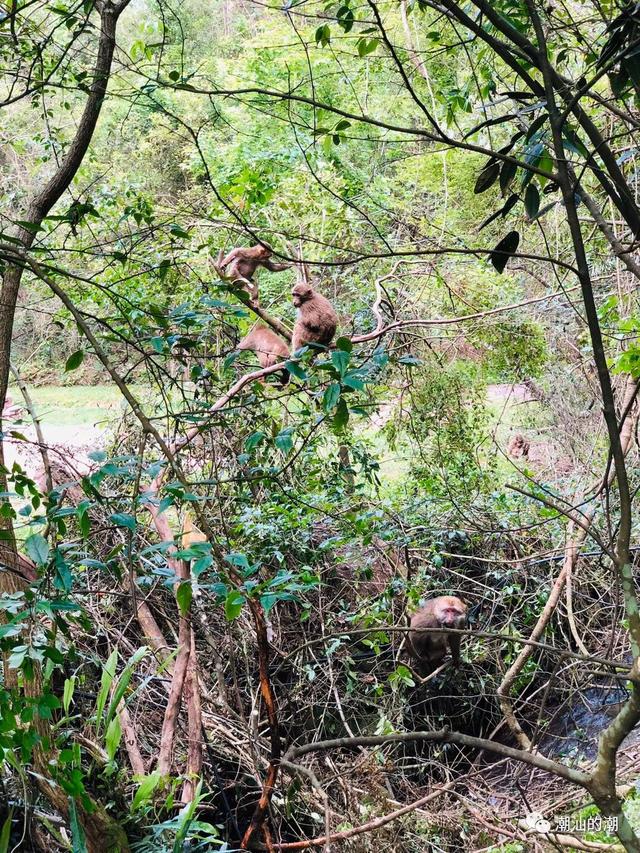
<box><xmin>291</xmin><ymin>282</ymin><xmax>338</xmax><ymax>354</ymax></box>
<box><xmin>217</xmin><ymin>243</ymin><xmax>290</xmax><ymax>306</ymax></box>
<box><xmin>407</xmin><ymin>595</ymin><xmax>468</xmax><ymax>674</ymax></box>
<box><xmin>507</xmin><ymin>433</ymin><xmax>530</xmax><ymax>459</ymax></box>
<box><xmin>237</xmin><ymin>324</ymin><xmax>290</xmax><ymax>385</ymax></box>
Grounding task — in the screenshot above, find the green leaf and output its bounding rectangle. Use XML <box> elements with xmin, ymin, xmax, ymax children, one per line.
<box><xmin>474</xmin><ymin>160</ymin><xmax>500</xmax><ymax>193</ymax></box>
<box><xmin>169</xmin><ymin>224</ymin><xmax>190</xmax><ymax>239</ymax></box>
<box><xmin>63</xmin><ymin>676</ymin><xmax>76</xmax><ymax>716</ymax></box>
<box><xmin>335</xmin><ymin>336</ymin><xmax>353</xmax><ymax>353</ymax></box>
<box><xmin>275</xmin><ymin>428</ymin><xmax>294</xmax><ymax>454</ymax></box>
<box><xmin>77</xmin><ymin>505</ymin><xmax>90</xmax><ymax>538</ymax></box>
<box><xmin>68</xmin><ymin>798</ymin><xmax>88</xmax><ymax>853</ymax></box>
<box><xmin>499</xmin><ymin>159</ymin><xmax>517</xmax><ymax>194</ymax></box>
<box><xmin>315</xmin><ymin>24</ymin><xmax>330</xmax><ymax>46</ymax></box>
<box><xmin>109</xmin><ymin>512</ymin><xmax>136</xmax><ymax>531</ymax></box>
<box><xmin>225</xmin><ymin>590</ymin><xmax>245</xmax><ymax>621</ymax></box>
<box><xmin>285</xmin><ymin>359</ymin><xmax>308</xmax><ymax>381</ymax></box>
<box><xmin>322</xmin><ymin>383</ymin><xmax>341</xmax><ymax>413</ymax></box>
<box><xmin>0</xmin><ymin>810</ymin><xmax>12</xmax><ymax>853</ymax></box>
<box><xmin>95</xmin><ymin>647</ymin><xmax>118</xmax><ymax>733</ymax></box>
<box><xmin>105</xmin><ymin>715</ymin><xmax>122</xmax><ymax>762</ymax></box>
<box><xmin>336</xmin><ymin>6</ymin><xmax>354</xmax><ymax>32</ymax></box>
<box><xmin>24</xmin><ymin>533</ymin><xmax>49</xmax><ymax>566</ymax></box>
<box><xmin>524</xmin><ymin>184</ymin><xmax>540</xmax><ymax>220</ymax></box>
<box><xmin>332</xmin><ymin>399</ymin><xmax>349</xmax><ymax>431</ymax></box>
<box><xmin>8</xmin><ymin>645</ymin><xmax>27</xmax><ymax>670</ymax></box>
<box><xmin>131</xmin><ymin>771</ymin><xmax>162</xmax><ymax>811</ymax></box>
<box><xmin>357</xmin><ymin>36</ymin><xmax>378</xmax><ymax>56</ymax></box>
<box><xmin>225</xmin><ymin>552</ymin><xmax>250</xmax><ymax>570</ymax></box>
<box><xmin>65</xmin><ymin>350</ymin><xmax>84</xmax><ymax>372</ymax></box>
<box><xmin>489</xmin><ymin>230</ymin><xmax>520</xmax><ymax>273</ymax></box>
<box><xmin>105</xmin><ymin>646</ymin><xmax>148</xmax><ymax>727</ymax></box>
<box><xmin>526</xmin><ymin>113</ymin><xmax>547</xmax><ymax>140</ymax></box>
<box><xmin>478</xmin><ymin>194</ymin><xmax>519</xmax><ymax>230</ymax></box>
<box><xmin>331</xmin><ymin>350</ymin><xmax>350</xmax><ymax>375</ymax></box>
<box><xmin>176</xmin><ymin>581</ymin><xmax>192</xmax><ymax>617</ymax></box>
<box><xmin>245</xmin><ymin>431</ymin><xmax>266</xmax><ymax>451</ymax></box>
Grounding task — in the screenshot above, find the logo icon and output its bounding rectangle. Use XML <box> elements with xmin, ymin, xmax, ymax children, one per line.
<box><xmin>524</xmin><ymin>811</ymin><xmax>551</xmax><ymax>833</ymax></box>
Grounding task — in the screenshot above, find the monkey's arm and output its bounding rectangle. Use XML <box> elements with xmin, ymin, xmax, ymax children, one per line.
<box><xmin>218</xmin><ymin>248</ymin><xmax>240</xmax><ymax>270</ymax></box>
<box><xmin>448</xmin><ymin>634</ymin><xmax>462</xmax><ymax>667</ymax></box>
<box><xmin>262</xmin><ymin>259</ymin><xmax>291</xmax><ymax>272</ymax></box>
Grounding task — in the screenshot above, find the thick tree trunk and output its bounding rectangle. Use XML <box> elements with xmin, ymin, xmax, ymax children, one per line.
<box><xmin>0</xmin><ymin>4</ymin><xmax>132</xmax><ymax>847</ymax></box>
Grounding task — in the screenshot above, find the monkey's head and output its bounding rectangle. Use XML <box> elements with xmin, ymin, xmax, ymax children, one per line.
<box><xmin>291</xmin><ymin>283</ymin><xmax>313</xmax><ymax>307</ymax></box>
<box><xmin>437</xmin><ymin>596</ymin><xmax>468</xmax><ymax>629</ymax></box>
<box><xmin>256</xmin><ymin>243</ymin><xmax>272</xmax><ymax>259</ymax></box>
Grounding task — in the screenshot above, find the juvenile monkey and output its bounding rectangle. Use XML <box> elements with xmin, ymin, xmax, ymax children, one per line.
<box><xmin>407</xmin><ymin>595</ymin><xmax>468</xmax><ymax>673</ymax></box>
<box><xmin>238</xmin><ymin>324</ymin><xmax>290</xmax><ymax>385</ymax></box>
<box><xmin>291</xmin><ymin>282</ymin><xmax>338</xmax><ymax>354</ymax></box>
<box><xmin>218</xmin><ymin>244</ymin><xmax>290</xmax><ymax>306</ymax></box>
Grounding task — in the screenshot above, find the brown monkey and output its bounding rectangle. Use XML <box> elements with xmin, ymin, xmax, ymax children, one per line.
<box><xmin>218</xmin><ymin>244</ymin><xmax>290</xmax><ymax>306</ymax></box>
<box><xmin>507</xmin><ymin>433</ymin><xmax>530</xmax><ymax>459</ymax></box>
<box><xmin>238</xmin><ymin>324</ymin><xmax>290</xmax><ymax>384</ymax></box>
<box><xmin>407</xmin><ymin>595</ymin><xmax>468</xmax><ymax>673</ymax></box>
<box><xmin>291</xmin><ymin>283</ymin><xmax>338</xmax><ymax>354</ymax></box>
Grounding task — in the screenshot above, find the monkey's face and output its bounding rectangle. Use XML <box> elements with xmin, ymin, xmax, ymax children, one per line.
<box><xmin>439</xmin><ymin>598</ymin><xmax>468</xmax><ymax>629</ymax></box>
<box><xmin>257</xmin><ymin>245</ymin><xmax>271</xmax><ymax>259</ymax></box>
<box><xmin>291</xmin><ymin>284</ymin><xmax>312</xmax><ymax>306</ymax></box>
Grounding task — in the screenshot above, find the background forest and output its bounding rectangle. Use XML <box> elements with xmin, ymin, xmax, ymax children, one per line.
<box><xmin>1</xmin><ymin>0</ymin><xmax>640</xmax><ymax>850</ymax></box>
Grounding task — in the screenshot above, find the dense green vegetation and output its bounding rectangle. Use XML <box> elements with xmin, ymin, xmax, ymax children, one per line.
<box><xmin>2</xmin><ymin>0</ymin><xmax>640</xmax><ymax>850</ymax></box>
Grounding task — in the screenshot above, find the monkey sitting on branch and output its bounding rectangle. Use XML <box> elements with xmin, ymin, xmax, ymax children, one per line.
<box><xmin>237</xmin><ymin>324</ymin><xmax>290</xmax><ymax>386</ymax></box>
<box><xmin>216</xmin><ymin>243</ymin><xmax>291</xmax><ymax>307</ymax></box>
<box><xmin>290</xmin><ymin>265</ymin><xmax>338</xmax><ymax>355</ymax></box>
<box><xmin>407</xmin><ymin>595</ymin><xmax>468</xmax><ymax>675</ymax></box>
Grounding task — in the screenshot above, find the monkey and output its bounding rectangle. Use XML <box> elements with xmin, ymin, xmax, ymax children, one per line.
<box><xmin>237</xmin><ymin>324</ymin><xmax>290</xmax><ymax>385</ymax></box>
<box><xmin>507</xmin><ymin>433</ymin><xmax>530</xmax><ymax>459</ymax></box>
<box><xmin>407</xmin><ymin>595</ymin><xmax>468</xmax><ymax>673</ymax></box>
<box><xmin>217</xmin><ymin>243</ymin><xmax>291</xmax><ymax>306</ymax></box>
<box><xmin>290</xmin><ymin>282</ymin><xmax>338</xmax><ymax>354</ymax></box>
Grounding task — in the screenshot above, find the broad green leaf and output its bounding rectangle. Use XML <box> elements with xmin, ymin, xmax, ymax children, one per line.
<box><xmin>225</xmin><ymin>590</ymin><xmax>245</xmax><ymax>621</ymax></box>
<box><xmin>275</xmin><ymin>428</ymin><xmax>294</xmax><ymax>454</ymax></box>
<box><xmin>524</xmin><ymin>184</ymin><xmax>540</xmax><ymax>220</ymax></box>
<box><xmin>322</xmin><ymin>383</ymin><xmax>341</xmax><ymax>413</ymax></box>
<box><xmin>489</xmin><ymin>230</ymin><xmax>520</xmax><ymax>273</ymax></box>
<box><xmin>331</xmin><ymin>350</ymin><xmax>350</xmax><ymax>375</ymax></box>
<box><xmin>335</xmin><ymin>336</ymin><xmax>353</xmax><ymax>352</ymax></box>
<box><xmin>225</xmin><ymin>552</ymin><xmax>250</xmax><ymax>570</ymax></box>
<box><xmin>177</xmin><ymin>581</ymin><xmax>192</xmax><ymax>617</ymax></box>
<box><xmin>474</xmin><ymin>160</ymin><xmax>499</xmax><ymax>193</ymax></box>
<box><xmin>285</xmin><ymin>359</ymin><xmax>308</xmax><ymax>381</ymax></box>
<box><xmin>109</xmin><ymin>512</ymin><xmax>136</xmax><ymax>530</ymax></box>
<box><xmin>131</xmin><ymin>770</ymin><xmax>162</xmax><ymax>811</ymax></box>
<box><xmin>24</xmin><ymin>533</ymin><xmax>49</xmax><ymax>566</ymax></box>
<box><xmin>245</xmin><ymin>431</ymin><xmax>266</xmax><ymax>451</ymax></box>
<box><xmin>65</xmin><ymin>350</ymin><xmax>84</xmax><ymax>372</ymax></box>
<box><xmin>332</xmin><ymin>399</ymin><xmax>349</xmax><ymax>431</ymax></box>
